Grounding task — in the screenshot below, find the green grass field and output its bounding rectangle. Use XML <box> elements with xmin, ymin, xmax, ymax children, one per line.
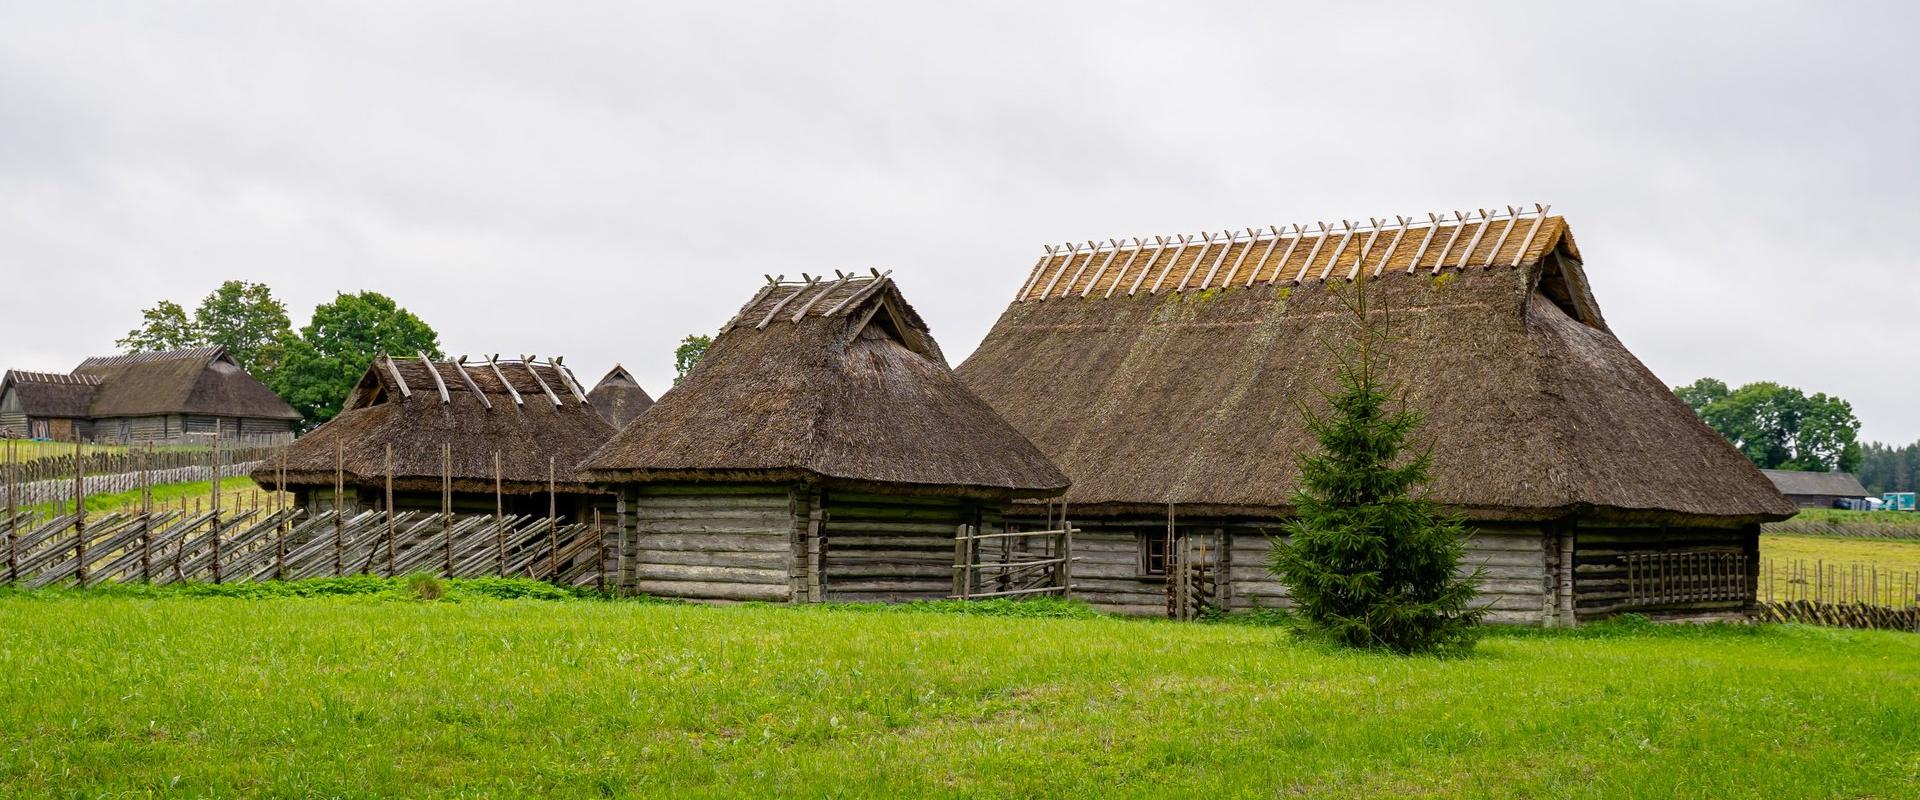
<box><xmin>0</xmin><ymin>588</ymin><xmax>1914</xmax><ymax>798</ymax></box>
<box><xmin>0</xmin><ymin>440</ymin><xmax>214</xmax><ymax>463</ymax></box>
<box><xmin>1763</xmin><ymin>533</ymin><xmax>1920</xmax><ymax>574</ymax></box>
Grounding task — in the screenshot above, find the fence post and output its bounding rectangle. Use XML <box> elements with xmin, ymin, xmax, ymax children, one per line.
<box><xmin>1060</xmin><ymin>521</ymin><xmax>1073</xmax><ymax>597</ymax></box>
<box><xmin>546</xmin><ymin>457</ymin><xmax>557</xmax><ymax>581</ymax></box>
<box><xmin>386</xmin><ymin>444</ymin><xmax>396</xmax><ymax>577</ymax></box>
<box><xmin>5</xmin><ymin>438</ymin><xmax>16</xmax><ymax>583</ymax></box>
<box><xmin>275</xmin><ymin>445</ymin><xmax>288</xmax><ymax>580</ymax></box>
<box><xmin>140</xmin><ymin>446</ymin><xmax>152</xmax><ymax>583</ymax></box>
<box><xmin>333</xmin><ymin>440</ymin><xmax>345</xmax><ymax>577</ymax></box>
<box><xmin>442</xmin><ymin>443</ymin><xmax>453</xmax><ymax>577</ymax></box>
<box><xmin>210</xmin><ymin>433</ymin><xmax>224</xmax><ymax>584</ymax></box>
<box><xmin>494</xmin><ymin>451</ymin><xmax>504</xmax><ymax>577</ymax></box>
<box><xmin>74</xmin><ymin>438</ymin><xmax>87</xmax><ymax>586</ymax></box>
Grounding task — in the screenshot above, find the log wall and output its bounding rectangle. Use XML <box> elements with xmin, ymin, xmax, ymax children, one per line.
<box><xmin>1572</xmin><ymin>523</ymin><xmax>1759</xmax><ymax>620</ymax></box>
<box><xmin>819</xmin><ymin>492</ymin><xmax>999</xmax><ymax>602</ymax></box>
<box><xmin>625</xmin><ymin>484</ymin><xmax>797</xmax><ymax>603</ymax></box>
<box><xmin>1015</xmin><ymin>514</ymin><xmax>1561</xmax><ymax>625</ymax></box>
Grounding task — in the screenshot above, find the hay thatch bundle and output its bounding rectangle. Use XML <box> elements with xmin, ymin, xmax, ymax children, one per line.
<box><xmin>959</xmin><ymin>215</ymin><xmax>1795</xmax><ymax>525</ymax></box>
<box><xmin>587</xmin><ymin>365</ymin><xmax>654</xmax><ymax>430</ymax></box>
<box><xmin>582</xmin><ymin>275</ymin><xmax>1069</xmax><ymax>499</ymax></box>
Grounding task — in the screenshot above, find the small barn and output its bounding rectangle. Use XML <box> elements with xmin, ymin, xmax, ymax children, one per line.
<box><xmin>0</xmin><ymin>371</ymin><xmax>100</xmax><ymax>442</ymax></box>
<box><xmin>0</xmin><ymin>347</ymin><xmax>298</xmax><ymax>443</ymax></box>
<box><xmin>587</xmin><ymin>365</ymin><xmax>654</xmax><ymax>429</ymax></box>
<box><xmin>253</xmin><ymin>354</ymin><xmax>616</xmax><ymax>519</ymax></box>
<box><xmin>956</xmin><ymin>208</ymin><xmax>1797</xmax><ymax>624</ymax></box>
<box><xmin>580</xmin><ymin>273</ymin><xmax>1068</xmax><ymax>603</ymax></box>
<box><xmin>1760</xmin><ymin>470</ymin><xmax>1870</xmax><ymax>509</ymax></box>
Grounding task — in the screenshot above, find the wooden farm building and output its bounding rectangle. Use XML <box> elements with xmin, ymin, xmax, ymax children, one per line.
<box><xmin>581</xmin><ymin>273</ymin><xmax>1069</xmax><ymax>603</ymax></box>
<box><xmin>955</xmin><ymin>208</ymin><xmax>1797</xmax><ymax>624</ymax></box>
<box><xmin>0</xmin><ymin>346</ymin><xmax>298</xmax><ymax>443</ymax></box>
<box><xmin>253</xmin><ymin>355</ymin><xmax>616</xmax><ymax>519</ymax></box>
<box><xmin>1760</xmin><ymin>469</ymin><xmax>1870</xmax><ymax>509</ymax></box>
<box><xmin>587</xmin><ymin>365</ymin><xmax>654</xmax><ymax>429</ymax></box>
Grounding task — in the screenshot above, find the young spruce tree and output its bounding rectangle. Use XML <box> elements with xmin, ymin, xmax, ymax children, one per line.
<box><xmin>1269</xmin><ymin>270</ymin><xmax>1482</xmax><ymax>653</ymax></box>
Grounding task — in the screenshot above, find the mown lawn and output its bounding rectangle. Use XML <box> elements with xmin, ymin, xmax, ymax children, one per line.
<box><xmin>0</xmin><ymin>591</ymin><xmax>1915</xmax><ymax>798</ymax></box>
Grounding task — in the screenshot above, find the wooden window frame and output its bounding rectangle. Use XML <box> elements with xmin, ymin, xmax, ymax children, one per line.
<box><xmin>1137</xmin><ymin>532</ymin><xmax>1170</xmax><ymax>578</ymax></box>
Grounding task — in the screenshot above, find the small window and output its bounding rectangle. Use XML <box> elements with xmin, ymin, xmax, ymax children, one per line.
<box><xmin>1138</xmin><ymin>533</ymin><xmax>1170</xmax><ymax>577</ymax></box>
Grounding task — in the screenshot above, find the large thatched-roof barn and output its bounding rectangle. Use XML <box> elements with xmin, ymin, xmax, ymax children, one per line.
<box><xmin>582</xmin><ymin>272</ymin><xmax>1068</xmax><ymax>603</ymax></box>
<box><xmin>0</xmin><ymin>347</ymin><xmax>298</xmax><ymax>443</ymax></box>
<box><xmin>253</xmin><ymin>355</ymin><xmax>615</xmax><ymax>519</ymax></box>
<box><xmin>587</xmin><ymin>365</ymin><xmax>654</xmax><ymax>429</ymax></box>
<box><xmin>956</xmin><ymin>208</ymin><xmax>1796</xmax><ymax>624</ymax></box>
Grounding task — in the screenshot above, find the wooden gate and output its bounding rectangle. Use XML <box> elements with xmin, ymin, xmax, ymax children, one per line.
<box><xmin>1166</xmin><ymin>529</ymin><xmax>1218</xmax><ymax>620</ymax></box>
<box><xmin>951</xmin><ymin>524</ymin><xmax>1076</xmax><ymax>599</ymax></box>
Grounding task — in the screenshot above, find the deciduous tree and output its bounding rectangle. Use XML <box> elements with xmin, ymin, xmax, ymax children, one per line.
<box><xmin>271</xmin><ymin>292</ymin><xmax>440</xmax><ymax>428</ymax></box>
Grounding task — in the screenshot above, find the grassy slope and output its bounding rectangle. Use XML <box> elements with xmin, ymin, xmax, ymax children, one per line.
<box><xmin>0</xmin><ymin>595</ymin><xmax>1914</xmax><ymax>798</ymax></box>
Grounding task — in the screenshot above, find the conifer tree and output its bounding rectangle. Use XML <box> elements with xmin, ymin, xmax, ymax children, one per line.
<box><xmin>1268</xmin><ymin>272</ymin><xmax>1482</xmax><ymax>653</ymax></box>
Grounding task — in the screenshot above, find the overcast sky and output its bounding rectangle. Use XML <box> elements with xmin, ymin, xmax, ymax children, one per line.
<box><xmin>3</xmin><ymin>2</ymin><xmax>1916</xmax><ymax>443</ymax></box>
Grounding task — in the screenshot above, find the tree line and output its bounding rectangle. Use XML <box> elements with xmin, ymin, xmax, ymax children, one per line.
<box><xmin>118</xmin><ymin>282</ymin><xmax>439</xmax><ymax>430</ymax></box>
<box><xmin>1673</xmin><ymin>377</ymin><xmax>1915</xmax><ymax>493</ymax></box>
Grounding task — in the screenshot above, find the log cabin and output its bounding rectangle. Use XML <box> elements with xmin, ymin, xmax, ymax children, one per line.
<box><xmin>955</xmin><ymin>208</ymin><xmax>1797</xmax><ymax>624</ymax></box>
<box><xmin>580</xmin><ymin>272</ymin><xmax>1069</xmax><ymax>603</ymax></box>
<box><xmin>1</xmin><ymin>347</ymin><xmax>299</xmax><ymax>443</ymax></box>
<box><xmin>253</xmin><ymin>354</ymin><xmax>616</xmax><ymax>520</ymax></box>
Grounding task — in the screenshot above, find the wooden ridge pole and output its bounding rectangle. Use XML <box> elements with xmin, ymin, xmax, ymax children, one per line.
<box><xmin>334</xmin><ymin>439</ymin><xmax>345</xmax><ymax>576</ymax></box>
<box><xmin>442</xmin><ymin>443</ymin><xmax>453</xmax><ymax>577</ymax></box>
<box><xmin>74</xmin><ymin>438</ymin><xmax>87</xmax><ymax>585</ymax></box>
<box><xmin>386</xmin><ymin>444</ymin><xmax>396</xmax><ymax>577</ymax></box>
<box><xmin>494</xmin><ymin>451</ymin><xmax>504</xmax><ymax>576</ymax></box>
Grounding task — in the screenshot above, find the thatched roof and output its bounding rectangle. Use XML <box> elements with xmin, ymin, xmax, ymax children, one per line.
<box><xmin>588</xmin><ymin>365</ymin><xmax>654</xmax><ymax>429</ymax></box>
<box><xmin>72</xmin><ymin>347</ymin><xmax>298</xmax><ymax>420</ymax></box>
<box><xmin>1760</xmin><ymin>470</ymin><xmax>1869</xmax><ymax>499</ymax></box>
<box><xmin>581</xmin><ymin>273</ymin><xmax>1069</xmax><ymax>499</ymax></box>
<box><xmin>956</xmin><ymin>209</ymin><xmax>1796</xmax><ymax>526</ymax></box>
<box><xmin>0</xmin><ymin>371</ymin><xmax>100</xmax><ymax>418</ymax></box>
<box><xmin>253</xmin><ymin>355</ymin><xmax>614</xmax><ymax>495</ymax></box>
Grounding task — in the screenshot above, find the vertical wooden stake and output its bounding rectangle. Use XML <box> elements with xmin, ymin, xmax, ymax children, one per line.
<box><xmin>140</xmin><ymin>446</ymin><xmax>152</xmax><ymax>583</ymax></box>
<box><xmin>275</xmin><ymin>445</ymin><xmax>288</xmax><ymax>580</ymax></box>
<box><xmin>494</xmin><ymin>451</ymin><xmax>504</xmax><ymax>576</ymax></box>
<box><xmin>6</xmin><ymin>439</ymin><xmax>17</xmax><ymax>584</ymax></box>
<box><xmin>546</xmin><ymin>457</ymin><xmax>557</xmax><ymax>580</ymax></box>
<box><xmin>595</xmin><ymin>508</ymin><xmax>606</xmax><ymax>592</ymax></box>
<box><xmin>74</xmin><ymin>438</ymin><xmax>87</xmax><ymax>586</ymax></box>
<box><xmin>334</xmin><ymin>439</ymin><xmax>345</xmax><ymax>577</ymax></box>
<box><xmin>386</xmin><ymin>444</ymin><xmax>396</xmax><ymax>577</ymax></box>
<box><xmin>443</xmin><ymin>443</ymin><xmax>453</xmax><ymax>577</ymax></box>
<box><xmin>209</xmin><ymin>435</ymin><xmax>223</xmax><ymax>584</ymax></box>
<box><xmin>1060</xmin><ymin>520</ymin><xmax>1073</xmax><ymax>597</ymax></box>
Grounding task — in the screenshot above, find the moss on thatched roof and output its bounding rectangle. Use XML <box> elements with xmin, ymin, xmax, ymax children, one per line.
<box><xmin>71</xmin><ymin>347</ymin><xmax>298</xmax><ymax>421</ymax></box>
<box><xmin>254</xmin><ymin>356</ymin><xmax>614</xmax><ymax>495</ymax></box>
<box><xmin>581</xmin><ymin>274</ymin><xmax>1069</xmax><ymax>499</ymax></box>
<box><xmin>957</xmin><ymin>213</ymin><xmax>1794</xmax><ymax>525</ymax></box>
<box><xmin>588</xmin><ymin>365</ymin><xmax>653</xmax><ymax>430</ymax></box>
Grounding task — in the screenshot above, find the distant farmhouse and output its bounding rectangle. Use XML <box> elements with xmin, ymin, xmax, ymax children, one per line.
<box><xmin>956</xmin><ymin>208</ymin><xmax>1797</xmax><ymax>624</ymax></box>
<box><xmin>1</xmin><ymin>346</ymin><xmax>298</xmax><ymax>444</ymax></box>
<box><xmin>587</xmin><ymin>365</ymin><xmax>654</xmax><ymax>429</ymax></box>
<box><xmin>254</xmin><ymin>354</ymin><xmax>616</xmax><ymax>520</ymax></box>
<box><xmin>1760</xmin><ymin>469</ymin><xmax>1870</xmax><ymax>509</ymax></box>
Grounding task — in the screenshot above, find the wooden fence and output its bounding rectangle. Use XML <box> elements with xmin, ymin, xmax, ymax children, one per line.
<box><xmin>0</xmin><ymin>507</ymin><xmax>611</xmax><ymax>588</ymax></box>
<box><xmin>1762</xmin><ymin>518</ymin><xmax>1920</xmax><ymax>540</ymax></box>
<box><xmin>951</xmin><ymin>525</ymin><xmax>1075</xmax><ymax>600</ymax></box>
<box><xmin>1753</xmin><ymin>557</ymin><xmax>1920</xmax><ymax>633</ymax></box>
<box><xmin>2</xmin><ymin>443</ymin><xmax>283</xmax><ymax>485</ymax></box>
<box><xmin>1622</xmin><ymin>551</ymin><xmax>1750</xmax><ymax>608</ymax></box>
